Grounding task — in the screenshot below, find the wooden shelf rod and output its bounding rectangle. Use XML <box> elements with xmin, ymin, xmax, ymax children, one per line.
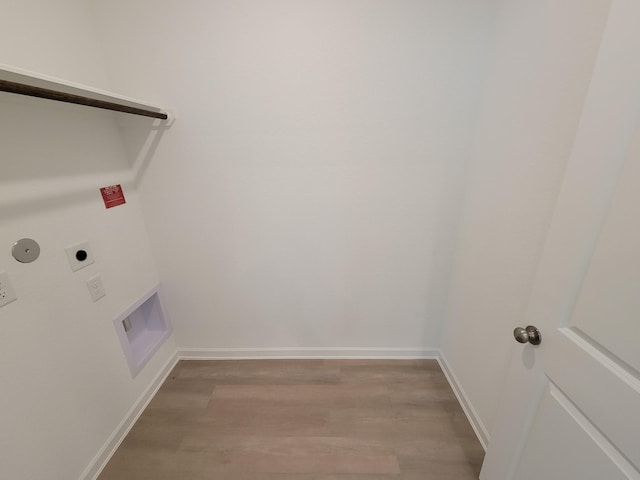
<box><xmin>0</xmin><ymin>79</ymin><xmax>168</xmax><ymax>120</ymax></box>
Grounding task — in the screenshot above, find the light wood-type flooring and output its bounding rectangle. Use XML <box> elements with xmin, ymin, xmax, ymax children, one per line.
<box><xmin>98</xmin><ymin>359</ymin><xmax>484</xmax><ymax>479</ymax></box>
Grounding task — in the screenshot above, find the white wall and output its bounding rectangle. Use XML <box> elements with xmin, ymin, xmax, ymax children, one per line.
<box><xmin>0</xmin><ymin>2</ymin><xmax>176</xmax><ymax>479</ymax></box>
<box><xmin>91</xmin><ymin>0</ymin><xmax>496</xmax><ymax>351</ymax></box>
<box><xmin>440</xmin><ymin>0</ymin><xmax>612</xmax><ymax>442</ymax></box>
<box><xmin>2</xmin><ymin>0</ymin><xmax>616</xmax><ymax>476</ymax></box>
<box><xmin>0</xmin><ymin>0</ymin><xmax>112</xmax><ymax>89</ymax></box>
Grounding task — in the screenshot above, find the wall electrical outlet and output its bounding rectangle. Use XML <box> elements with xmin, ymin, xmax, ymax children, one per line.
<box><xmin>86</xmin><ymin>275</ymin><xmax>106</xmax><ymax>302</ymax></box>
<box><xmin>0</xmin><ymin>271</ymin><xmax>18</xmax><ymax>307</ymax></box>
<box><xmin>65</xmin><ymin>241</ymin><xmax>95</xmax><ymax>272</ymax></box>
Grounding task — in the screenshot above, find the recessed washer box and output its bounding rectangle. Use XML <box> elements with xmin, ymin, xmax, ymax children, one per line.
<box><xmin>113</xmin><ymin>285</ymin><xmax>172</xmax><ymax>377</ymax></box>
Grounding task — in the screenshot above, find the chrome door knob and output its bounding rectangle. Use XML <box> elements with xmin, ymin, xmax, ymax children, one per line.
<box><xmin>513</xmin><ymin>326</ymin><xmax>541</xmax><ymax>345</ymax></box>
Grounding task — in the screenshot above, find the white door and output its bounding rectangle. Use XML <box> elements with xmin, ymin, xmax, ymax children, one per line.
<box><xmin>481</xmin><ymin>1</ymin><xmax>640</xmax><ymax>479</ymax></box>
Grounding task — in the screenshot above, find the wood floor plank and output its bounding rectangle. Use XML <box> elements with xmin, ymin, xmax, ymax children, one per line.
<box><xmin>183</xmin><ymin>436</ymin><xmax>401</xmax><ymax>475</ymax></box>
<box><xmin>145</xmin><ymin>378</ymin><xmax>216</xmax><ymax>410</ymax></box>
<box><xmin>178</xmin><ymin>359</ymin><xmax>341</xmax><ymax>385</ymax></box>
<box><xmin>209</xmin><ymin>383</ymin><xmax>392</xmax><ymax>407</ymax></box>
<box><xmin>336</xmin><ymin>362</ymin><xmax>445</xmax><ymax>385</ymax></box>
<box><xmin>97</xmin><ymin>359</ymin><xmax>484</xmax><ymax>480</ymax></box>
<box><xmin>192</xmin><ymin>404</ymin><xmax>331</xmax><ymax>437</ymax></box>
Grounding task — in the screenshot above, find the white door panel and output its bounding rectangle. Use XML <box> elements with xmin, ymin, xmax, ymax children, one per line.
<box><xmin>481</xmin><ymin>0</ymin><xmax>640</xmax><ymax>478</ymax></box>
<box><xmin>571</xmin><ymin>126</ymin><xmax>640</xmax><ymax>372</ymax></box>
<box><xmin>546</xmin><ymin>329</ymin><xmax>640</xmax><ymax>471</ymax></box>
<box><xmin>515</xmin><ymin>386</ymin><xmax>635</xmax><ymax>480</ymax></box>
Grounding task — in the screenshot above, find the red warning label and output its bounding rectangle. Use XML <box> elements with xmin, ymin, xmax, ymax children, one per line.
<box><xmin>100</xmin><ymin>185</ymin><xmax>126</xmax><ymax>209</ymax></box>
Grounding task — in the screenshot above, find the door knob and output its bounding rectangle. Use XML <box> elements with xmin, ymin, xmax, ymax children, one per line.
<box><xmin>513</xmin><ymin>326</ymin><xmax>541</xmax><ymax>345</ymax></box>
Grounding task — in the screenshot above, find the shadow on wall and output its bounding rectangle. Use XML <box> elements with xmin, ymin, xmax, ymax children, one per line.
<box><xmin>118</xmin><ymin>110</ymin><xmax>171</xmax><ymax>187</ymax></box>
<box><xmin>0</xmin><ymin>93</ymin><xmax>170</xmax><ymax>219</ymax></box>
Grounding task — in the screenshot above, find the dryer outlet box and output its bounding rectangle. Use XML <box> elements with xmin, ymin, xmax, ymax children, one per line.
<box><xmin>65</xmin><ymin>241</ymin><xmax>95</xmax><ymax>272</ymax></box>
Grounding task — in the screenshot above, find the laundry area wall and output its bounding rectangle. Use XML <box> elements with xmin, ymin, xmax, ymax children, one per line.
<box><xmin>0</xmin><ymin>2</ymin><xmax>176</xmax><ymax>480</ymax></box>
<box><xmin>0</xmin><ymin>0</ymin><xmax>617</xmax><ymax>479</ymax></box>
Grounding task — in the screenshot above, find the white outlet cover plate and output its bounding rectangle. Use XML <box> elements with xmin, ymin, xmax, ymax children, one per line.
<box><xmin>0</xmin><ymin>271</ymin><xmax>18</xmax><ymax>307</ymax></box>
<box><xmin>65</xmin><ymin>241</ymin><xmax>95</xmax><ymax>272</ymax></box>
<box><xmin>86</xmin><ymin>275</ymin><xmax>106</xmax><ymax>302</ymax></box>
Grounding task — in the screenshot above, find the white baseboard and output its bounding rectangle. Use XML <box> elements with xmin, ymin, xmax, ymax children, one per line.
<box><xmin>80</xmin><ymin>352</ymin><xmax>179</xmax><ymax>480</ymax></box>
<box><xmin>437</xmin><ymin>351</ymin><xmax>490</xmax><ymax>450</ymax></box>
<box><xmin>178</xmin><ymin>346</ymin><xmax>439</xmax><ymax>360</ymax></box>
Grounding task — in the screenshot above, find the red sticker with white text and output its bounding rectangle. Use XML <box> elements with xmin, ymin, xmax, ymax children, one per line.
<box><xmin>100</xmin><ymin>185</ymin><xmax>126</xmax><ymax>209</ymax></box>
